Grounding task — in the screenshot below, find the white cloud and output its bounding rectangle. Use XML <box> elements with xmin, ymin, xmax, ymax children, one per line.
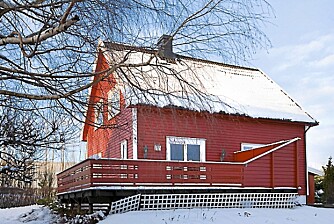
<box><xmin>313</xmin><ymin>54</ymin><xmax>334</xmax><ymax>67</ymax></box>
<box><xmin>307</xmin><ymin>125</ymin><xmax>334</xmax><ymax>169</ymax></box>
<box><xmin>269</xmin><ymin>34</ymin><xmax>334</xmax><ymax>71</ymax></box>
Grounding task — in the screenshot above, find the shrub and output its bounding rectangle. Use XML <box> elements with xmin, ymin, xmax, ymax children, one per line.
<box><xmin>322</xmin><ymin>157</ymin><xmax>334</xmax><ymax>205</ymax></box>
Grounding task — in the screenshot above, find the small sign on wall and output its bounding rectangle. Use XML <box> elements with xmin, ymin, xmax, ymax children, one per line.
<box><xmin>154</xmin><ymin>143</ymin><xmax>161</xmax><ymax>151</ymax></box>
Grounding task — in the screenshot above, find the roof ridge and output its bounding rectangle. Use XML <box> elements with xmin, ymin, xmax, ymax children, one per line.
<box><xmin>102</xmin><ymin>41</ymin><xmax>260</xmax><ymax>72</ymax></box>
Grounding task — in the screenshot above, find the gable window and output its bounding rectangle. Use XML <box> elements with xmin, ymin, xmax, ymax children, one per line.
<box><xmin>95</xmin><ymin>99</ymin><xmax>104</xmax><ymax>127</ymax></box>
<box><xmin>108</xmin><ymin>89</ymin><xmax>120</xmax><ymax>120</ymax></box>
<box><xmin>120</xmin><ymin>140</ymin><xmax>128</xmax><ymax>159</ymax></box>
<box><xmin>166</xmin><ymin>136</ymin><xmax>206</xmax><ymax>162</ymax></box>
<box><xmin>241</xmin><ymin>143</ymin><xmax>264</xmax><ymax>151</ymax></box>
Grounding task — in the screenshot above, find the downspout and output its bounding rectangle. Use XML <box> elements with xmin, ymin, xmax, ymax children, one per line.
<box><xmin>305</xmin><ymin>125</ymin><xmax>311</xmax><ymax>133</ymax></box>
<box><xmin>304</xmin><ymin>120</ymin><xmax>319</xmax><ymax>203</ymax></box>
<box><xmin>304</xmin><ymin>125</ymin><xmax>311</xmax><ymax>201</ymax></box>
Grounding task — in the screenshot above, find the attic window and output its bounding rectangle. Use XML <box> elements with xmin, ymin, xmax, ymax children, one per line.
<box><xmin>241</xmin><ymin>143</ymin><xmax>264</xmax><ymax>151</ymax></box>
<box><xmin>108</xmin><ymin>89</ymin><xmax>120</xmax><ymax>120</ymax></box>
<box><xmin>166</xmin><ymin>136</ymin><xmax>206</xmax><ymax>162</ymax></box>
<box><xmin>95</xmin><ymin>99</ymin><xmax>104</xmax><ymax>127</ymax></box>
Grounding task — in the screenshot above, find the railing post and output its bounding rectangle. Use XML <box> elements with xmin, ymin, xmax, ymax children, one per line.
<box><xmin>89</xmin><ymin>203</ymin><xmax>93</xmax><ymax>214</ymax></box>
<box><xmin>77</xmin><ymin>199</ymin><xmax>81</xmax><ymax>213</ymax></box>
<box><xmin>89</xmin><ymin>159</ymin><xmax>94</xmax><ymax>188</ymax></box>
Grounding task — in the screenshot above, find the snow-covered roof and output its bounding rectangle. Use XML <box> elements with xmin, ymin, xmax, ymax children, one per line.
<box><xmin>101</xmin><ymin>42</ymin><xmax>317</xmax><ymax>125</ymax></box>
<box><xmin>308</xmin><ymin>167</ymin><xmax>323</xmax><ymax>176</ymax></box>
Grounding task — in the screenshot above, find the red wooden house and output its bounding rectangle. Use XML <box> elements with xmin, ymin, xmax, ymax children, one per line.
<box><xmin>57</xmin><ymin>36</ymin><xmax>318</xmax><ymax>210</ymax></box>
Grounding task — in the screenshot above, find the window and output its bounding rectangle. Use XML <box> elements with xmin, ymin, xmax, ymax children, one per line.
<box><xmin>170</xmin><ymin>144</ymin><xmax>184</xmax><ymax>160</ymax></box>
<box><xmin>95</xmin><ymin>99</ymin><xmax>104</xmax><ymax>127</ymax></box>
<box><xmin>89</xmin><ymin>152</ymin><xmax>102</xmax><ymax>159</ymax></box>
<box><xmin>108</xmin><ymin>89</ymin><xmax>120</xmax><ymax>120</ymax></box>
<box><xmin>187</xmin><ymin>144</ymin><xmax>200</xmax><ymax>161</ymax></box>
<box><xmin>121</xmin><ymin>140</ymin><xmax>128</xmax><ymax>159</ymax></box>
<box><xmin>166</xmin><ymin>136</ymin><xmax>206</xmax><ymax>162</ymax></box>
<box><xmin>241</xmin><ymin>143</ymin><xmax>264</xmax><ymax>151</ymax></box>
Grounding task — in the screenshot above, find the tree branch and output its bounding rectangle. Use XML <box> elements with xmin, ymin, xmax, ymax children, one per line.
<box><xmin>0</xmin><ymin>15</ymin><xmax>79</xmax><ymax>46</ymax></box>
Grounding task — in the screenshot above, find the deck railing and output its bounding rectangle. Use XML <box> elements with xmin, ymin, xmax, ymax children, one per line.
<box><xmin>57</xmin><ymin>159</ymin><xmax>244</xmax><ymax>194</ymax></box>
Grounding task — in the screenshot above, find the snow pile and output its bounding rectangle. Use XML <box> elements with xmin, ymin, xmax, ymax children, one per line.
<box><xmin>0</xmin><ymin>205</ymin><xmax>105</xmax><ymax>224</ymax></box>
<box><xmin>0</xmin><ymin>205</ymin><xmax>57</xmax><ymax>224</ymax></box>
<box><xmin>70</xmin><ymin>210</ymin><xmax>105</xmax><ymax>223</ymax></box>
<box><xmin>18</xmin><ymin>206</ymin><xmax>56</xmax><ymax>223</ymax></box>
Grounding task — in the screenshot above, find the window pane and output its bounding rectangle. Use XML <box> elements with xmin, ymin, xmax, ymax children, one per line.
<box><xmin>170</xmin><ymin>144</ymin><xmax>184</xmax><ymax>161</ymax></box>
<box><xmin>187</xmin><ymin>144</ymin><xmax>200</xmax><ymax>161</ymax></box>
<box><xmin>108</xmin><ymin>90</ymin><xmax>120</xmax><ymax>119</ymax></box>
<box><xmin>242</xmin><ymin>146</ymin><xmax>253</xmax><ymax>151</ymax></box>
<box><xmin>111</xmin><ymin>91</ymin><xmax>120</xmax><ymax>114</ymax></box>
<box><xmin>95</xmin><ymin>101</ymin><xmax>103</xmax><ymax>126</ymax></box>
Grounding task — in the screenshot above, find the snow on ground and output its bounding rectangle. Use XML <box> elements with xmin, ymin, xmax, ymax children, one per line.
<box><xmin>100</xmin><ymin>206</ymin><xmax>334</xmax><ymax>224</ymax></box>
<box><xmin>1</xmin><ymin>205</ymin><xmax>334</xmax><ymax>224</ymax></box>
<box><xmin>0</xmin><ymin>205</ymin><xmax>57</xmax><ymax>224</ymax></box>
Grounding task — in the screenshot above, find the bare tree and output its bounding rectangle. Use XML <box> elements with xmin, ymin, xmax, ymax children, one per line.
<box><xmin>0</xmin><ymin>97</ymin><xmax>77</xmax><ymax>187</ymax></box>
<box><xmin>0</xmin><ymin>0</ymin><xmax>273</xmax><ymax>116</ymax></box>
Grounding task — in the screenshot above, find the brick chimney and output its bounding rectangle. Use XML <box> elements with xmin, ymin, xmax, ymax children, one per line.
<box><xmin>157</xmin><ymin>34</ymin><xmax>176</xmax><ymax>61</ymax></box>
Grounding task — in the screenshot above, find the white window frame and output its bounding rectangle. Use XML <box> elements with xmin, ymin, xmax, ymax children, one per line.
<box><xmin>166</xmin><ymin>136</ymin><xmax>206</xmax><ymax>162</ymax></box>
<box><xmin>120</xmin><ymin>140</ymin><xmax>128</xmax><ymax>159</ymax></box>
<box><xmin>94</xmin><ymin>99</ymin><xmax>104</xmax><ymax>129</ymax></box>
<box><xmin>107</xmin><ymin>89</ymin><xmax>121</xmax><ymax>120</ymax></box>
<box><xmin>241</xmin><ymin>143</ymin><xmax>264</xmax><ymax>151</ymax></box>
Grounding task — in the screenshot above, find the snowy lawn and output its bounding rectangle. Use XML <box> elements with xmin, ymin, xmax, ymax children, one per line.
<box><xmin>1</xmin><ymin>205</ymin><xmax>334</xmax><ymax>224</ymax></box>
<box><xmin>100</xmin><ymin>206</ymin><xmax>334</xmax><ymax>224</ymax></box>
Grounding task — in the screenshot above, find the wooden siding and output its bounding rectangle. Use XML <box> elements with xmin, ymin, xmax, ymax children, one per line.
<box><xmin>84</xmin><ymin>52</ymin><xmax>132</xmax><ymax>158</ymax></box>
<box><xmin>82</xmin><ymin>105</ymin><xmax>307</xmax><ymax>195</ymax></box>
<box><xmin>136</xmin><ymin>106</ymin><xmax>307</xmax><ymax>194</ymax></box>
<box><xmin>104</xmin><ymin>107</ymin><xmax>134</xmax><ymax>158</ymax></box>
<box><xmin>243</xmin><ymin>141</ymin><xmax>304</xmax><ymax>193</ymax></box>
<box><xmin>84</xmin><ymin>52</ymin><xmax>111</xmax><ymax>156</ymax></box>
<box><xmin>307</xmin><ymin>173</ymin><xmax>315</xmax><ymax>204</ymax></box>
<box><xmin>57</xmin><ymin>159</ymin><xmax>244</xmax><ymax>194</ymax></box>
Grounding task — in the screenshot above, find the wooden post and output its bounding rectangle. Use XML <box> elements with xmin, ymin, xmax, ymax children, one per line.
<box><xmin>271</xmin><ymin>153</ymin><xmax>274</xmax><ymax>188</ymax></box>
<box><xmin>70</xmin><ymin>199</ymin><xmax>74</xmax><ymax>211</ymax></box>
<box><xmin>77</xmin><ymin>199</ymin><xmax>81</xmax><ymax>213</ymax></box>
<box><xmin>107</xmin><ymin>202</ymin><xmax>112</xmax><ymax>215</ymax></box>
<box><xmin>89</xmin><ymin>203</ymin><xmax>93</xmax><ymax>214</ymax></box>
<box><xmin>295</xmin><ymin>141</ymin><xmax>299</xmax><ymax>188</ymax></box>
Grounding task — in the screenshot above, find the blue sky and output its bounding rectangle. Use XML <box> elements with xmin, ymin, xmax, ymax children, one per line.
<box><xmin>69</xmin><ymin>1</ymin><xmax>333</xmax><ymax>169</ymax></box>
<box><xmin>253</xmin><ymin>0</ymin><xmax>334</xmax><ymax>169</ymax></box>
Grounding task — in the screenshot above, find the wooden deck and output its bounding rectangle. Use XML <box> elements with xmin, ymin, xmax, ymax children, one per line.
<box><xmin>57</xmin><ymin>159</ymin><xmax>245</xmax><ymax>194</ymax></box>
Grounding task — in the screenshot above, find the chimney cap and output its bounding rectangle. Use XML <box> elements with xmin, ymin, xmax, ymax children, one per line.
<box><xmin>157</xmin><ymin>34</ymin><xmax>173</xmax><ymax>47</ymax></box>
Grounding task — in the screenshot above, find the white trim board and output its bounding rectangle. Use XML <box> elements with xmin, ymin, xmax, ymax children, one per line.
<box><xmin>132</xmin><ymin>108</ymin><xmax>138</xmax><ymax>159</ymax></box>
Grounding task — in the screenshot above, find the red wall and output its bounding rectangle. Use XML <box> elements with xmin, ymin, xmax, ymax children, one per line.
<box><xmin>307</xmin><ymin>173</ymin><xmax>315</xmax><ymax>204</ymax></box>
<box><xmin>85</xmin><ymin>52</ymin><xmax>131</xmax><ymax>158</ymax></box>
<box><xmin>85</xmin><ymin>52</ymin><xmax>110</xmax><ymax>157</ymax></box>
<box><xmin>104</xmin><ymin>107</ymin><xmax>134</xmax><ymax>158</ymax></box>
<box><xmin>136</xmin><ymin>106</ymin><xmax>306</xmax><ymax>160</ymax></box>
<box><xmin>243</xmin><ymin>140</ymin><xmax>306</xmax><ymax>194</ymax></box>
<box><xmin>136</xmin><ymin>106</ymin><xmax>307</xmax><ymax>193</ymax></box>
<box><xmin>86</xmin><ymin>107</ymin><xmax>134</xmax><ymax>159</ymax></box>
